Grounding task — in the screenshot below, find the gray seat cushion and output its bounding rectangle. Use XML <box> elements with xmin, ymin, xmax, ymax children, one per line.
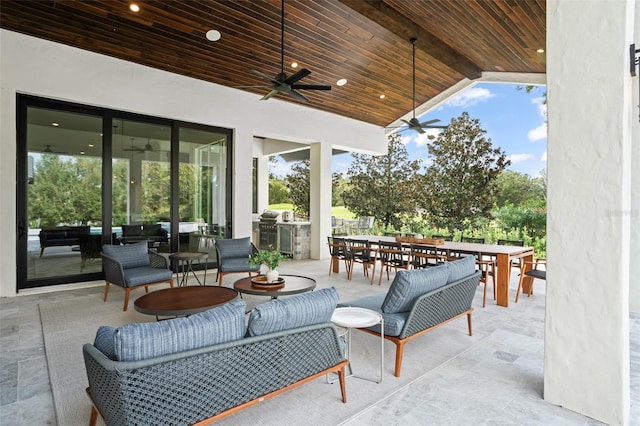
<box><xmin>381</xmin><ymin>265</ymin><xmax>449</xmax><ymax>313</ymax></box>
<box><xmin>123</xmin><ymin>266</ymin><xmax>173</xmax><ymax>287</ymax></box>
<box><xmin>337</xmin><ymin>293</ymin><xmax>407</xmax><ymax>337</ymax></box>
<box><xmin>94</xmin><ymin>299</ymin><xmax>247</xmax><ymax>361</ymax></box>
<box><xmin>247</xmin><ymin>287</ymin><xmax>339</xmax><ymax>336</ymax></box>
<box><xmin>219</xmin><ymin>257</ymin><xmax>255</xmax><ymax>273</ymax></box>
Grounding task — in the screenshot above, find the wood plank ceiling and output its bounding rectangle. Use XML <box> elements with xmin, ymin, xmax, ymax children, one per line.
<box><xmin>0</xmin><ymin>0</ymin><xmax>545</xmax><ymax>128</ymax></box>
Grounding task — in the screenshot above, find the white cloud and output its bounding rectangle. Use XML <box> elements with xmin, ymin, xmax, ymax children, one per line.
<box><xmin>528</xmin><ymin>123</ymin><xmax>547</xmax><ymax>142</ymax></box>
<box><xmin>541</xmin><ymin>151</ymin><xmax>547</xmax><ymax>162</ymax></box>
<box><xmin>443</xmin><ymin>87</ymin><xmax>495</xmax><ymax>108</ymax></box>
<box><xmin>509</xmin><ymin>153</ymin><xmax>535</xmax><ymax>164</ymax></box>
<box><xmin>533</xmin><ymin>96</ymin><xmax>547</xmax><ymax>117</ymax></box>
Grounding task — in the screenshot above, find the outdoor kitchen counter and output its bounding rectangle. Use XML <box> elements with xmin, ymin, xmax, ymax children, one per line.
<box><xmin>252</xmin><ymin>221</ymin><xmax>311</xmax><ymax>260</ymax></box>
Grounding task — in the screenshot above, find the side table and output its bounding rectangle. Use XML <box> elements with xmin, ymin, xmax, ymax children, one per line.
<box><xmin>330</xmin><ymin>306</ymin><xmax>384</xmax><ymax>383</ymax></box>
<box><xmin>169</xmin><ymin>252</ymin><xmax>208</xmax><ymax>286</ymax></box>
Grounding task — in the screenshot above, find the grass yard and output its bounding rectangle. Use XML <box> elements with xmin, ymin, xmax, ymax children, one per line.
<box><xmin>267</xmin><ymin>204</ymin><xmax>355</xmax><ymax>220</ymax></box>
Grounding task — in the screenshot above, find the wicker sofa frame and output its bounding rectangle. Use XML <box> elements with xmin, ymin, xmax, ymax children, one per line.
<box><xmin>353</xmin><ymin>271</ymin><xmax>481</xmax><ymax>377</ymax></box>
<box><xmin>83</xmin><ymin>323</ymin><xmax>348</xmax><ymax>425</ymax></box>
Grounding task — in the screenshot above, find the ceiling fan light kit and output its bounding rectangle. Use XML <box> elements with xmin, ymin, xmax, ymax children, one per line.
<box><xmin>246</xmin><ymin>0</ymin><xmax>331</xmax><ymax>103</ymax></box>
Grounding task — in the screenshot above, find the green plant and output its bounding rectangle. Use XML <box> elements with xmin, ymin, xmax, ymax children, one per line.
<box><xmin>248</xmin><ymin>246</ymin><xmax>287</xmax><ymax>270</ymax></box>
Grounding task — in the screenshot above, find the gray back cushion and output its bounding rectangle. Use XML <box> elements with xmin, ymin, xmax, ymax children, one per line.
<box><xmin>446</xmin><ymin>255</ymin><xmax>476</xmax><ymax>283</ymax></box>
<box><xmin>247</xmin><ymin>287</ymin><xmax>339</xmax><ymax>336</ymax></box>
<box><xmin>381</xmin><ymin>265</ymin><xmax>449</xmax><ymax>313</ymax></box>
<box><xmin>102</xmin><ymin>242</ymin><xmax>149</xmax><ymax>269</ymax></box>
<box><xmin>95</xmin><ymin>299</ymin><xmax>247</xmax><ymax>362</ymax></box>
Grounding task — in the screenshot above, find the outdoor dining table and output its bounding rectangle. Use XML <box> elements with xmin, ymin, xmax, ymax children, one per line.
<box><xmin>333</xmin><ymin>235</ymin><xmax>535</xmax><ymax>308</ymax></box>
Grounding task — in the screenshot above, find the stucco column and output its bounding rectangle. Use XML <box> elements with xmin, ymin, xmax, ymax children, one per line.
<box><xmin>233</xmin><ymin>128</ymin><xmax>254</xmax><ymax>239</ymax></box>
<box><xmin>545</xmin><ymin>1</ymin><xmax>633</xmax><ymax>424</ymax></box>
<box><xmin>309</xmin><ymin>142</ymin><xmax>332</xmax><ymax>259</ymax></box>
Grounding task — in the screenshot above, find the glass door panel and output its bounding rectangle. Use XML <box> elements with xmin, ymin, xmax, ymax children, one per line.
<box><xmin>178</xmin><ymin>127</ymin><xmax>228</xmax><ymax>266</ymax></box>
<box><xmin>26</xmin><ymin>107</ymin><xmax>103</xmax><ymax>279</ymax></box>
<box><xmin>111</xmin><ymin>119</ymin><xmax>172</xmax><ymax>254</ymax></box>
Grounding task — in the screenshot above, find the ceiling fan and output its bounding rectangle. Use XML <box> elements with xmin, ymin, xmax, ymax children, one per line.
<box><xmin>123</xmin><ymin>138</ymin><xmax>159</xmax><ymax>153</ymax></box>
<box><xmin>390</xmin><ymin>38</ymin><xmax>448</xmax><ymax>135</ymax></box>
<box><xmin>241</xmin><ymin>0</ymin><xmax>331</xmax><ymax>103</ymax></box>
<box><xmin>43</xmin><ymin>144</ymin><xmax>68</xmax><ymax>154</ymax></box>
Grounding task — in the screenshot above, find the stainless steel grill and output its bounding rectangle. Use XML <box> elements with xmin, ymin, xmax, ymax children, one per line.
<box><xmin>258</xmin><ymin>211</ymin><xmax>280</xmax><ymax>250</ymax></box>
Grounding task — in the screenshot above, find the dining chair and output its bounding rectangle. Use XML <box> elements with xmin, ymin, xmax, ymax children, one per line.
<box><xmin>375</xmin><ymin>240</ymin><xmax>410</xmax><ymax>285</ymax></box>
<box><xmin>345</xmin><ymin>238</ymin><xmax>376</xmax><ymax>281</ymax></box>
<box><xmin>327</xmin><ymin>236</ymin><xmax>350</xmax><ymax>276</ymax></box>
<box><xmin>461</xmin><ymin>236</ymin><xmax>485</xmax><ymax>244</ymax></box>
<box><xmin>516</xmin><ymin>258</ymin><xmax>546</xmax><ymax>302</ymax></box>
<box><xmin>409</xmin><ymin>244</ymin><xmax>446</xmax><ymax>269</ymax></box>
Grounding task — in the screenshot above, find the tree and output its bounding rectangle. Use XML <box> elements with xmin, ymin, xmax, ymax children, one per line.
<box><xmin>269</xmin><ymin>177</ymin><xmax>290</xmax><ymax>204</ymax></box>
<box><xmin>421</xmin><ymin>112</ymin><xmax>510</xmax><ymax>232</ymax></box>
<box><xmin>286</xmin><ymin>160</ymin><xmax>310</xmax><ymax>217</ymax></box>
<box><xmin>494</xmin><ymin>170</ymin><xmax>546</xmax><ymax>208</ymax></box>
<box><xmin>342</xmin><ymin>134</ymin><xmax>422</xmax><ymax>229</ymax></box>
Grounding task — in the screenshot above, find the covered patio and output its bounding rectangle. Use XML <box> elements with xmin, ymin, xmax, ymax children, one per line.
<box><xmin>1</xmin><ymin>1</ymin><xmax>638</xmax><ymax>424</ymax></box>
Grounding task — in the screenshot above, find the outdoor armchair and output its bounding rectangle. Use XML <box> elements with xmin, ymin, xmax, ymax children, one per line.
<box><xmin>215</xmin><ymin>237</ymin><xmax>260</xmax><ymax>286</ymax></box>
<box><xmin>101</xmin><ymin>242</ymin><xmax>174</xmax><ymax>311</ymax></box>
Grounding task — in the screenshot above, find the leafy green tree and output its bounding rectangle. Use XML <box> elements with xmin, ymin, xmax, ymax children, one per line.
<box><xmin>269</xmin><ymin>177</ymin><xmax>290</xmax><ymax>204</ymax></box>
<box><xmin>494</xmin><ymin>170</ymin><xmax>545</xmax><ymax>208</ymax></box>
<box><xmin>342</xmin><ymin>134</ymin><xmax>422</xmax><ymax>229</ymax></box>
<box><xmin>421</xmin><ymin>112</ymin><xmax>510</xmax><ymax>232</ymax></box>
<box><xmin>286</xmin><ymin>160</ymin><xmax>310</xmax><ymax>217</ymax></box>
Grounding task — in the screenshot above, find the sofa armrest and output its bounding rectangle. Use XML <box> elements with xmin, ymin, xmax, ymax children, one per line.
<box><xmin>399</xmin><ymin>271</ymin><xmax>480</xmax><ymax>339</ymax></box>
<box><xmin>101</xmin><ymin>253</ymin><xmax>126</xmax><ymax>286</ymax></box>
<box><xmin>148</xmin><ymin>251</ymin><xmax>168</xmax><ymax>269</ymax></box>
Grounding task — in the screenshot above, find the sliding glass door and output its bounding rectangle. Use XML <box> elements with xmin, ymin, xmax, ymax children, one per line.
<box><xmin>16</xmin><ymin>96</ymin><xmax>232</xmax><ymax>290</ymax></box>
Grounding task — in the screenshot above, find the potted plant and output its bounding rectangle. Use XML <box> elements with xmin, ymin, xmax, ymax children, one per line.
<box><xmin>248</xmin><ymin>246</ymin><xmax>287</xmax><ymax>283</ymax></box>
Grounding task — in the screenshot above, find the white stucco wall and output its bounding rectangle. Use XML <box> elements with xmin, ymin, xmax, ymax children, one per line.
<box><xmin>0</xmin><ymin>30</ymin><xmax>387</xmax><ymax>298</ymax></box>
<box><xmin>630</xmin><ymin>0</ymin><xmax>640</xmax><ymax>316</ymax></box>
<box><xmin>545</xmin><ymin>1</ymin><xmax>634</xmax><ymax>424</ymax></box>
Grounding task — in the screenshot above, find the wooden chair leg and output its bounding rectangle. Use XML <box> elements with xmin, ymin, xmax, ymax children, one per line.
<box><xmin>123</xmin><ymin>288</ymin><xmax>132</xmax><ymax>311</ymax></box>
<box><xmin>467</xmin><ymin>311</ymin><xmax>473</xmax><ymax>336</ymax></box>
<box><xmin>218</xmin><ymin>272</ymin><xmax>224</xmax><ymax>286</ymax></box>
<box><xmin>103</xmin><ymin>282</ymin><xmax>110</xmax><ymax>302</ymax></box>
<box><xmin>338</xmin><ymin>367</ymin><xmax>347</xmax><ymax>403</ymax></box>
<box><xmin>89</xmin><ymin>405</ymin><xmax>98</xmax><ymax>426</ymax></box>
<box><xmin>394</xmin><ymin>341</ymin><xmax>405</xmax><ymax>377</ymax></box>
<box><xmin>515</xmin><ymin>273</ymin><xmax>525</xmax><ymax>303</ymax></box>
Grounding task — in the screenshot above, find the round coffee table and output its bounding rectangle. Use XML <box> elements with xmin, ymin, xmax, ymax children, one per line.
<box><xmin>233</xmin><ymin>274</ymin><xmax>316</xmax><ymax>299</ymax></box>
<box><xmin>134</xmin><ymin>286</ymin><xmax>238</xmax><ymax>319</ymax></box>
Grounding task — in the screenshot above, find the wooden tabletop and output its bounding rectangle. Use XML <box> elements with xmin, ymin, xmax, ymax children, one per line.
<box><xmin>134</xmin><ymin>286</ymin><xmax>237</xmax><ymax>317</ymax></box>
<box><xmin>233</xmin><ymin>274</ymin><xmax>316</xmax><ymax>298</ymax></box>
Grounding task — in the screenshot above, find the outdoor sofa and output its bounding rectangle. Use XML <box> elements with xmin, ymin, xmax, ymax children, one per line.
<box><xmin>83</xmin><ymin>288</ymin><xmax>347</xmax><ymax>425</ymax></box>
<box><xmin>38</xmin><ymin>225</ymin><xmax>90</xmax><ymax>257</ymax></box>
<box><xmin>338</xmin><ymin>255</ymin><xmax>481</xmax><ymax>377</ymax></box>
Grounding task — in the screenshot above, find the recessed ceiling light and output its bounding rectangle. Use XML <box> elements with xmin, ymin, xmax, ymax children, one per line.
<box><xmin>129</xmin><ymin>3</ymin><xmax>140</xmax><ymax>12</ymax></box>
<box><xmin>337</xmin><ymin>78</ymin><xmax>347</xmax><ymax>86</ymax></box>
<box><xmin>206</xmin><ymin>30</ymin><xmax>221</xmax><ymax>42</ymax></box>
<box><xmin>80</xmin><ymin>151</ymin><xmax>86</xmax><ymax>155</ymax></box>
<box><xmin>51</xmin><ymin>122</ymin><xmax>59</xmax><ymax>127</ymax></box>
<box><xmin>537</xmin><ymin>48</ymin><xmax>545</xmax><ymax>53</ymax></box>
<box><xmin>291</xmin><ymin>62</ymin><xmax>298</xmax><ymax>68</ymax></box>
<box><xmin>88</xmin><ymin>144</ymin><xmax>94</xmax><ymax>148</ymax></box>
<box><xmin>379</xmin><ymin>94</ymin><xmax>385</xmax><ymax>99</ymax></box>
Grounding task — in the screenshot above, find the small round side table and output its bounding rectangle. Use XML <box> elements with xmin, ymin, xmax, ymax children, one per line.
<box><xmin>330</xmin><ymin>306</ymin><xmax>384</xmax><ymax>383</ymax></box>
<box><xmin>169</xmin><ymin>252</ymin><xmax>208</xmax><ymax>286</ymax></box>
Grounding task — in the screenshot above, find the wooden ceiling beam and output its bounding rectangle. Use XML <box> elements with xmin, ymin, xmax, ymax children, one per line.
<box><xmin>338</xmin><ymin>0</ymin><xmax>482</xmax><ymax>80</ymax></box>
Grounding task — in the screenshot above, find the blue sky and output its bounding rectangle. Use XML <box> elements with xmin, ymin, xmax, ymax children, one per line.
<box><xmin>274</xmin><ymin>82</ymin><xmax>547</xmax><ymax>178</ymax></box>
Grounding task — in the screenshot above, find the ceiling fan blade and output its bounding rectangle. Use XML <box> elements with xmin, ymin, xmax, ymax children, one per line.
<box><xmin>260</xmin><ymin>90</ymin><xmax>280</xmax><ymax>101</ymax></box>
<box><xmin>291</xmin><ymin>84</ymin><xmax>332</xmax><ymax>91</ymax></box>
<box><xmin>287</xmin><ymin>89</ymin><xmax>309</xmax><ymax>103</ymax></box>
<box><xmin>419</xmin><ymin>118</ymin><xmax>441</xmax><ymax>126</ymax></box>
<box><xmin>284</xmin><ymin>68</ymin><xmax>311</xmax><ymax>85</ymax></box>
<box><xmin>249</xmin><ymin>69</ymin><xmax>281</xmax><ymax>85</ymax></box>
<box><xmin>415</xmin><ymin>127</ymin><xmax>426</xmax><ymax>134</ymax></box>
<box><xmin>423</xmin><ymin>125</ymin><xmax>448</xmax><ymax>129</ymax></box>
<box><xmin>400</xmin><ymin>119</ymin><xmax>413</xmax><ymax>126</ymax></box>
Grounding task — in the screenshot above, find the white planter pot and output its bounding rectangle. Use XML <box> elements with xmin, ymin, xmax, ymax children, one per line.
<box><xmin>266</xmin><ymin>268</ymin><xmax>279</xmax><ymax>283</ymax></box>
